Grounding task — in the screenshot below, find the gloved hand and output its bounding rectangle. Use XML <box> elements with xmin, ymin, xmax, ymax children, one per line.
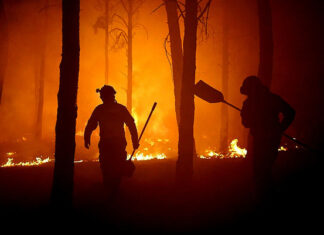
<box><xmin>133</xmin><ymin>141</ymin><xmax>139</xmax><ymax>150</ymax></box>
<box><xmin>84</xmin><ymin>138</ymin><xmax>90</xmax><ymax>149</ymax></box>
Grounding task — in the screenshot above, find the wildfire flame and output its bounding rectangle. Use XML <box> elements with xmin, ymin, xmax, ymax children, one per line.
<box><xmin>130</xmin><ymin>151</ymin><xmax>167</xmax><ymax>161</ymax></box>
<box><xmin>1</xmin><ymin>157</ymin><xmax>52</xmax><ymax>168</ymax></box>
<box><xmin>199</xmin><ymin>139</ymin><xmax>247</xmax><ymax>159</ymax></box>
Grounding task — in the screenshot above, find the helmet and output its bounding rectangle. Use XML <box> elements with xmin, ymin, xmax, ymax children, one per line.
<box><xmin>240</xmin><ymin>76</ymin><xmax>263</xmax><ymax>95</ymax></box>
<box><xmin>96</xmin><ymin>85</ymin><xmax>116</xmax><ymax>96</ymax></box>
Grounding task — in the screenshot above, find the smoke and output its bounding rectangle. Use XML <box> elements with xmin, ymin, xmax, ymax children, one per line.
<box><xmin>0</xmin><ymin>0</ymin><xmax>266</xmax><ymax>158</ymax></box>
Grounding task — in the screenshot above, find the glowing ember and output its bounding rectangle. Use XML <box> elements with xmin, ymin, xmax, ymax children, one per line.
<box><xmin>6</xmin><ymin>152</ymin><xmax>16</xmax><ymax>156</ymax></box>
<box><xmin>278</xmin><ymin>146</ymin><xmax>288</xmax><ymax>151</ymax></box>
<box><xmin>1</xmin><ymin>157</ymin><xmax>52</xmax><ymax>168</ymax></box>
<box><xmin>199</xmin><ymin>139</ymin><xmax>247</xmax><ymax>159</ymax></box>
<box><xmin>129</xmin><ymin>151</ymin><xmax>167</xmax><ymax>161</ymax></box>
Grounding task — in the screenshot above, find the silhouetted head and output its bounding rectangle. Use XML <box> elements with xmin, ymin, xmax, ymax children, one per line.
<box><xmin>240</xmin><ymin>76</ymin><xmax>264</xmax><ymax>96</ymax></box>
<box><xmin>96</xmin><ymin>85</ymin><xmax>116</xmax><ymax>103</ymax></box>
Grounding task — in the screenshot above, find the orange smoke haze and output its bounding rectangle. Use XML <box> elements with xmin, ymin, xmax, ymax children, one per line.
<box><xmin>0</xmin><ymin>0</ymin><xmax>263</xmax><ymax>158</ymax></box>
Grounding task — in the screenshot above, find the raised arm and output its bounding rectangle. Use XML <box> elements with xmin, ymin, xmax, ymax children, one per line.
<box><xmin>278</xmin><ymin>96</ymin><xmax>295</xmax><ymax>132</ymax></box>
<box><xmin>84</xmin><ymin>108</ymin><xmax>99</xmax><ymax>149</ymax></box>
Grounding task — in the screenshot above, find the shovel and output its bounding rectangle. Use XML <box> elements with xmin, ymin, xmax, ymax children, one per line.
<box><xmin>194</xmin><ymin>80</ymin><xmax>315</xmax><ymax>151</ymax></box>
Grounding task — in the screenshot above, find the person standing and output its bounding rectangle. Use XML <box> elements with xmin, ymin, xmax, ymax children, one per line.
<box><xmin>240</xmin><ymin>76</ymin><xmax>295</xmax><ymax>201</ymax></box>
<box><xmin>84</xmin><ymin>85</ymin><xmax>139</xmax><ymax>198</ymax></box>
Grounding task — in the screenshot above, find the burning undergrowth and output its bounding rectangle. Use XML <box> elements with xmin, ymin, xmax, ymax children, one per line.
<box><xmin>0</xmin><ymin>134</ymin><xmax>301</xmax><ymax>168</ymax></box>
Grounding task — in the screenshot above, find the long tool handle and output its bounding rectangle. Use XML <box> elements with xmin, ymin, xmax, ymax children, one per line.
<box><xmin>223</xmin><ymin>100</ymin><xmax>241</xmax><ymax>112</ymax></box>
<box><xmin>129</xmin><ymin>102</ymin><xmax>157</xmax><ymax>160</ymax></box>
<box><xmin>222</xmin><ymin>100</ymin><xmax>316</xmax><ymax>152</ymax></box>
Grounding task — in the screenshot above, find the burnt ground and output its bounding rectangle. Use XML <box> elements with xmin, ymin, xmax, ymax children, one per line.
<box><xmin>0</xmin><ymin>150</ymin><xmax>322</xmax><ymax>233</ymax></box>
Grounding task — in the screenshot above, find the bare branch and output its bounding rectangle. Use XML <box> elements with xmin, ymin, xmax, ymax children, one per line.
<box><xmin>133</xmin><ymin>23</ymin><xmax>149</xmax><ymax>39</ymax></box>
<box><xmin>120</xmin><ymin>0</ymin><xmax>128</xmax><ymax>12</ymax></box>
<box><xmin>110</xmin><ymin>27</ymin><xmax>128</xmax><ymax>37</ymax></box>
<box><xmin>198</xmin><ymin>0</ymin><xmax>212</xmax><ymax>20</ymax></box>
<box><xmin>176</xmin><ymin>1</ymin><xmax>185</xmax><ymax>20</ymax></box>
<box><xmin>177</xmin><ymin>0</ymin><xmax>185</xmax><ymax>7</ymax></box>
<box><xmin>151</xmin><ymin>2</ymin><xmax>165</xmax><ymax>14</ymax></box>
<box><xmin>163</xmin><ymin>34</ymin><xmax>172</xmax><ymax>69</ymax></box>
<box><xmin>112</xmin><ymin>13</ymin><xmax>128</xmax><ymax>28</ymax></box>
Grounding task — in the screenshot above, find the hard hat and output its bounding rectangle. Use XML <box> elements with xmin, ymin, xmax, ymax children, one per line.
<box><xmin>96</xmin><ymin>85</ymin><xmax>116</xmax><ymax>95</ymax></box>
<box><xmin>240</xmin><ymin>76</ymin><xmax>263</xmax><ymax>95</ymax></box>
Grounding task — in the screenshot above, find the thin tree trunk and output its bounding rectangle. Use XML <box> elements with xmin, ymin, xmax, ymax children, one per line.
<box><xmin>35</xmin><ymin>54</ymin><xmax>45</xmax><ymax>139</ymax></box>
<box><xmin>220</xmin><ymin>0</ymin><xmax>229</xmax><ymax>151</ymax></box>
<box><xmin>0</xmin><ymin>0</ymin><xmax>8</xmax><ymax>104</ymax></box>
<box><xmin>35</xmin><ymin>0</ymin><xmax>49</xmax><ymax>139</ymax></box>
<box><xmin>257</xmin><ymin>0</ymin><xmax>273</xmax><ymax>88</ymax></box>
<box><xmin>177</xmin><ymin>0</ymin><xmax>198</xmax><ymax>184</ymax></box>
<box><xmin>127</xmin><ymin>0</ymin><xmax>133</xmax><ymax>113</ymax></box>
<box><xmin>51</xmin><ymin>0</ymin><xmax>80</xmax><ymax>207</ymax></box>
<box><xmin>165</xmin><ymin>0</ymin><xmax>183</xmax><ymax>128</ymax></box>
<box><xmin>105</xmin><ymin>0</ymin><xmax>109</xmax><ymax>84</ymax></box>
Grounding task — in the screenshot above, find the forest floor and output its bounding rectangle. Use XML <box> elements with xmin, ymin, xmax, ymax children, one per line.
<box><xmin>0</xmin><ymin>146</ymin><xmax>322</xmax><ymax>233</ymax></box>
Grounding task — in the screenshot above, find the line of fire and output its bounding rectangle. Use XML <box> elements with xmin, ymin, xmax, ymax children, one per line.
<box><xmin>0</xmin><ymin>0</ymin><xmax>323</xmax><ymax>232</ymax></box>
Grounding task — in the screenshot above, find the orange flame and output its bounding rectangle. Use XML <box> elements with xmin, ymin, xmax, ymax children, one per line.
<box><xmin>1</xmin><ymin>157</ymin><xmax>52</xmax><ymax>168</ymax></box>
<box><xmin>199</xmin><ymin>139</ymin><xmax>247</xmax><ymax>159</ymax></box>
<box><xmin>129</xmin><ymin>151</ymin><xmax>167</xmax><ymax>161</ymax></box>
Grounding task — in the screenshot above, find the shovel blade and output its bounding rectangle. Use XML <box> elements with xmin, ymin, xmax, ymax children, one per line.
<box><xmin>194</xmin><ymin>80</ymin><xmax>224</xmax><ymax>103</ymax></box>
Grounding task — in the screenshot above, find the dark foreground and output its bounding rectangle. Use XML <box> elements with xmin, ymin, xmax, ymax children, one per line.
<box><xmin>0</xmin><ymin>151</ymin><xmax>322</xmax><ymax>232</ymax></box>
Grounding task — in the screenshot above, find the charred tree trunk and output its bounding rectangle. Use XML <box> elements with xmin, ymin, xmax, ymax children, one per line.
<box><xmin>165</xmin><ymin>0</ymin><xmax>183</xmax><ymax>127</ymax></box>
<box><xmin>177</xmin><ymin>0</ymin><xmax>198</xmax><ymax>184</ymax></box>
<box><xmin>257</xmin><ymin>0</ymin><xmax>273</xmax><ymax>88</ymax></box>
<box><xmin>105</xmin><ymin>0</ymin><xmax>109</xmax><ymax>84</ymax></box>
<box><xmin>51</xmin><ymin>0</ymin><xmax>80</xmax><ymax>207</ymax></box>
<box><xmin>0</xmin><ymin>0</ymin><xmax>8</xmax><ymax>104</ymax></box>
<box><xmin>127</xmin><ymin>0</ymin><xmax>133</xmax><ymax>113</ymax></box>
<box><xmin>220</xmin><ymin>0</ymin><xmax>229</xmax><ymax>151</ymax></box>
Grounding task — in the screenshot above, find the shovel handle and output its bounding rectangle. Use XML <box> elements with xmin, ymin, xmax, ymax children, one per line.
<box><xmin>222</xmin><ymin>100</ymin><xmax>319</xmax><ymax>152</ymax></box>
<box><xmin>223</xmin><ymin>100</ymin><xmax>241</xmax><ymax>112</ymax></box>
<box><xmin>129</xmin><ymin>102</ymin><xmax>157</xmax><ymax>160</ymax></box>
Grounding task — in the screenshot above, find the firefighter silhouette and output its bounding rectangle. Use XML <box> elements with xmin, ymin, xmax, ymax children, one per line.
<box><xmin>84</xmin><ymin>85</ymin><xmax>139</xmax><ymax>198</ymax></box>
<box><xmin>240</xmin><ymin>76</ymin><xmax>295</xmax><ymax>200</ymax></box>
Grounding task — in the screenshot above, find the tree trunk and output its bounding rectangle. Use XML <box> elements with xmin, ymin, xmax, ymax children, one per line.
<box><xmin>0</xmin><ymin>0</ymin><xmax>8</xmax><ymax>104</ymax></box>
<box><xmin>127</xmin><ymin>0</ymin><xmax>133</xmax><ymax>113</ymax></box>
<box><xmin>34</xmin><ymin>0</ymin><xmax>49</xmax><ymax>140</ymax></box>
<box><xmin>257</xmin><ymin>0</ymin><xmax>273</xmax><ymax>88</ymax></box>
<box><xmin>51</xmin><ymin>0</ymin><xmax>80</xmax><ymax>207</ymax></box>
<box><xmin>165</xmin><ymin>0</ymin><xmax>183</xmax><ymax>128</ymax></box>
<box><xmin>177</xmin><ymin>0</ymin><xmax>198</xmax><ymax>184</ymax></box>
<box><xmin>35</xmin><ymin>53</ymin><xmax>45</xmax><ymax>139</ymax></box>
<box><xmin>220</xmin><ymin>0</ymin><xmax>229</xmax><ymax>151</ymax></box>
<box><xmin>105</xmin><ymin>0</ymin><xmax>109</xmax><ymax>84</ymax></box>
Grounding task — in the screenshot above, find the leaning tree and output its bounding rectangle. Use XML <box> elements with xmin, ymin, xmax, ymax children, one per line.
<box><xmin>51</xmin><ymin>0</ymin><xmax>80</xmax><ymax>207</ymax></box>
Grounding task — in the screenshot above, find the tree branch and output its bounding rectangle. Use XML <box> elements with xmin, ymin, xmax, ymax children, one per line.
<box><xmin>120</xmin><ymin>0</ymin><xmax>128</xmax><ymax>12</ymax></box>
<box><xmin>112</xmin><ymin>13</ymin><xmax>128</xmax><ymax>28</ymax></box>
<box><xmin>198</xmin><ymin>0</ymin><xmax>212</xmax><ymax>20</ymax></box>
<box><xmin>151</xmin><ymin>2</ymin><xmax>165</xmax><ymax>14</ymax></box>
